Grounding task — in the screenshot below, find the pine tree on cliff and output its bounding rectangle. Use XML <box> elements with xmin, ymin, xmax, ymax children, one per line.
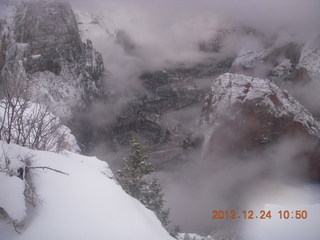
<box><xmin>116</xmin><ymin>136</ymin><xmax>170</xmax><ymax>227</ymax></box>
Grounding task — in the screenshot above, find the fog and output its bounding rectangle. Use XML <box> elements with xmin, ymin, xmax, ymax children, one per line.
<box><xmin>290</xmin><ymin>81</ymin><xmax>320</xmax><ymax>117</ymax></box>
<box><xmin>68</xmin><ymin>0</ymin><xmax>320</xmax><ymax>125</ymax></box>
<box><xmin>66</xmin><ymin>0</ymin><xmax>320</xmax><ymax>237</ymax></box>
<box><xmin>157</xmin><ymin>134</ymin><xmax>319</xmax><ymax>233</ymax></box>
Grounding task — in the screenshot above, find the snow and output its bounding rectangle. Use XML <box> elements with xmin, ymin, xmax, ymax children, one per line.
<box><xmin>0</xmin><ymin>1</ymin><xmax>16</xmax><ymax>27</ymax></box>
<box><xmin>269</xmin><ymin>58</ymin><xmax>293</xmax><ymax>84</ymax></box>
<box><xmin>232</xmin><ymin>37</ymin><xmax>268</xmax><ymax>69</ymax></box>
<box><xmin>177</xmin><ymin>233</ymin><xmax>214</xmax><ymax>240</ymax></box>
<box><xmin>75</xmin><ymin>10</ymin><xmax>116</xmax><ymax>43</ymax></box>
<box><xmin>29</xmin><ymin>68</ymin><xmax>85</xmax><ymax>121</ymax></box>
<box><xmin>203</xmin><ymin>73</ymin><xmax>320</xmax><ymax>137</ymax></box>
<box><xmin>0</xmin><ymin>173</ymin><xmax>26</xmax><ymax>222</ymax></box>
<box><xmin>31</xmin><ymin>54</ymin><xmax>41</xmax><ymax>59</ymax></box>
<box><xmin>0</xmin><ymin>100</ymin><xmax>80</xmax><ymax>153</ymax></box>
<box><xmin>0</xmin><ymin>142</ymin><xmax>174</xmax><ymax>240</ymax></box>
<box><xmin>1</xmin><ymin>2</ymin><xmax>105</xmax><ymax>122</ymax></box>
<box><xmin>298</xmin><ymin>36</ymin><xmax>320</xmax><ymax>81</ymax></box>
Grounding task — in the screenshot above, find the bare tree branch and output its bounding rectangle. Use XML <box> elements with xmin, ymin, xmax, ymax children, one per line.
<box><xmin>26</xmin><ymin>166</ymin><xmax>69</xmax><ymax>176</ymax></box>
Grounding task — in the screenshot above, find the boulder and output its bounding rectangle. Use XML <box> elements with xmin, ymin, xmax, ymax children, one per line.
<box><xmin>200</xmin><ymin>73</ymin><xmax>320</xmax><ymax>166</ymax></box>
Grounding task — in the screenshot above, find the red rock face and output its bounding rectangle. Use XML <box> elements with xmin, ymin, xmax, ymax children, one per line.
<box><xmin>205</xmin><ymin>102</ymin><xmax>312</xmax><ymax>157</ymax></box>
<box><xmin>293</xmin><ymin>67</ymin><xmax>312</xmax><ymax>86</ymax></box>
<box><xmin>201</xmin><ymin>73</ymin><xmax>320</xmax><ymax>180</ymax></box>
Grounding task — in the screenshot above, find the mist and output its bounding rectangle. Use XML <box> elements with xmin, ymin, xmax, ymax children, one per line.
<box><xmin>290</xmin><ymin>81</ymin><xmax>320</xmax><ymax>117</ymax></box>
<box><xmin>157</xmin><ymin>136</ymin><xmax>318</xmax><ymax>234</ymax></box>
<box><xmin>67</xmin><ymin>0</ymin><xmax>320</xmax><ymax>127</ymax></box>
<box><xmin>66</xmin><ymin>0</ymin><xmax>320</xmax><ymax>237</ymax></box>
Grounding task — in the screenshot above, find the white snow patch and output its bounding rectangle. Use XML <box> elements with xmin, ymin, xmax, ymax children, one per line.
<box><xmin>31</xmin><ymin>54</ymin><xmax>41</xmax><ymax>59</ymax></box>
<box><xmin>0</xmin><ymin>173</ymin><xmax>26</xmax><ymax>222</ymax></box>
<box><xmin>177</xmin><ymin>233</ymin><xmax>214</xmax><ymax>240</ymax></box>
<box><xmin>0</xmin><ymin>142</ymin><xmax>174</xmax><ymax>240</ymax></box>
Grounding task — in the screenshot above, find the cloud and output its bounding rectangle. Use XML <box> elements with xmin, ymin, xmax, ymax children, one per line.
<box><xmin>290</xmin><ymin>80</ymin><xmax>320</xmax><ymax>116</ymax></box>
<box><xmin>64</xmin><ymin>0</ymin><xmax>320</xmax><ymax>236</ymax></box>
<box><xmin>69</xmin><ymin>0</ymin><xmax>320</xmax><ymax>90</ymax></box>
<box><xmin>158</xmin><ymin>136</ymin><xmax>318</xmax><ymax>234</ymax></box>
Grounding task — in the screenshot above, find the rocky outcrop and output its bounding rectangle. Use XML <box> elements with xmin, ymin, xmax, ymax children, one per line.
<box><xmin>223</xmin><ymin>27</ymin><xmax>312</xmax><ymax>86</ymax></box>
<box><xmin>200</xmin><ymin>73</ymin><xmax>320</xmax><ymax>160</ymax></box>
<box><xmin>231</xmin><ymin>39</ymin><xmax>268</xmax><ymax>72</ymax></box>
<box><xmin>106</xmin><ymin>60</ymin><xmax>233</xmax><ymax>148</ymax></box>
<box><xmin>0</xmin><ymin>1</ymin><xmax>106</xmax><ymax>120</ymax></box>
<box><xmin>14</xmin><ymin>1</ymin><xmax>82</xmax><ymax>72</ymax></box>
<box><xmin>297</xmin><ymin>36</ymin><xmax>320</xmax><ymax>82</ymax></box>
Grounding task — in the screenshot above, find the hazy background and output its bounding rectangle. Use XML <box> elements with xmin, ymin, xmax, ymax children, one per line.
<box><xmin>69</xmin><ymin>0</ymin><xmax>320</xmax><ymax>123</ymax></box>
<box><xmin>67</xmin><ymin>0</ymin><xmax>320</xmax><ymax>237</ymax></box>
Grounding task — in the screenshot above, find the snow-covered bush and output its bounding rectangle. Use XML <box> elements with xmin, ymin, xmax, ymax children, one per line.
<box><xmin>0</xmin><ymin>98</ymin><xmax>79</xmax><ymax>153</ymax></box>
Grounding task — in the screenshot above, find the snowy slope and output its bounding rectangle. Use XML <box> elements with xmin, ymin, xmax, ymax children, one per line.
<box><xmin>0</xmin><ymin>142</ymin><xmax>174</xmax><ymax>240</ymax></box>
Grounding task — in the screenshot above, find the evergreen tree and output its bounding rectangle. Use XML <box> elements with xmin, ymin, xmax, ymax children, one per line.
<box><xmin>116</xmin><ymin>136</ymin><xmax>170</xmax><ymax>227</ymax></box>
<box><xmin>143</xmin><ymin>177</ymin><xmax>170</xmax><ymax>227</ymax></box>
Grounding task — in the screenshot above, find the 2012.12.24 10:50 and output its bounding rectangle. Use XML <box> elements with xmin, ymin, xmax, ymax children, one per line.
<box><xmin>211</xmin><ymin>210</ymin><xmax>308</xmax><ymax>220</ymax></box>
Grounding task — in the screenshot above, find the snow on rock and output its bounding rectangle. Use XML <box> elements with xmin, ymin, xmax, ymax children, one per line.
<box><xmin>0</xmin><ymin>142</ymin><xmax>174</xmax><ymax>240</ymax></box>
<box><xmin>232</xmin><ymin>37</ymin><xmax>268</xmax><ymax>70</ymax></box>
<box><xmin>202</xmin><ymin>73</ymin><xmax>320</xmax><ymax>135</ymax></box>
<box><xmin>29</xmin><ymin>70</ymin><xmax>84</xmax><ymax>120</ymax></box>
<box><xmin>177</xmin><ymin>233</ymin><xmax>214</xmax><ymax>240</ymax></box>
<box><xmin>0</xmin><ymin>1</ymin><xmax>106</xmax><ymax>121</ymax></box>
<box><xmin>269</xmin><ymin>59</ymin><xmax>294</xmax><ymax>85</ymax></box>
<box><xmin>298</xmin><ymin>35</ymin><xmax>320</xmax><ymax>81</ymax></box>
<box><xmin>200</xmin><ymin>73</ymin><xmax>320</xmax><ymax>158</ymax></box>
<box><xmin>75</xmin><ymin>10</ymin><xmax>116</xmax><ymax>43</ymax></box>
<box><xmin>177</xmin><ymin>232</ymin><xmax>240</xmax><ymax>240</ymax></box>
